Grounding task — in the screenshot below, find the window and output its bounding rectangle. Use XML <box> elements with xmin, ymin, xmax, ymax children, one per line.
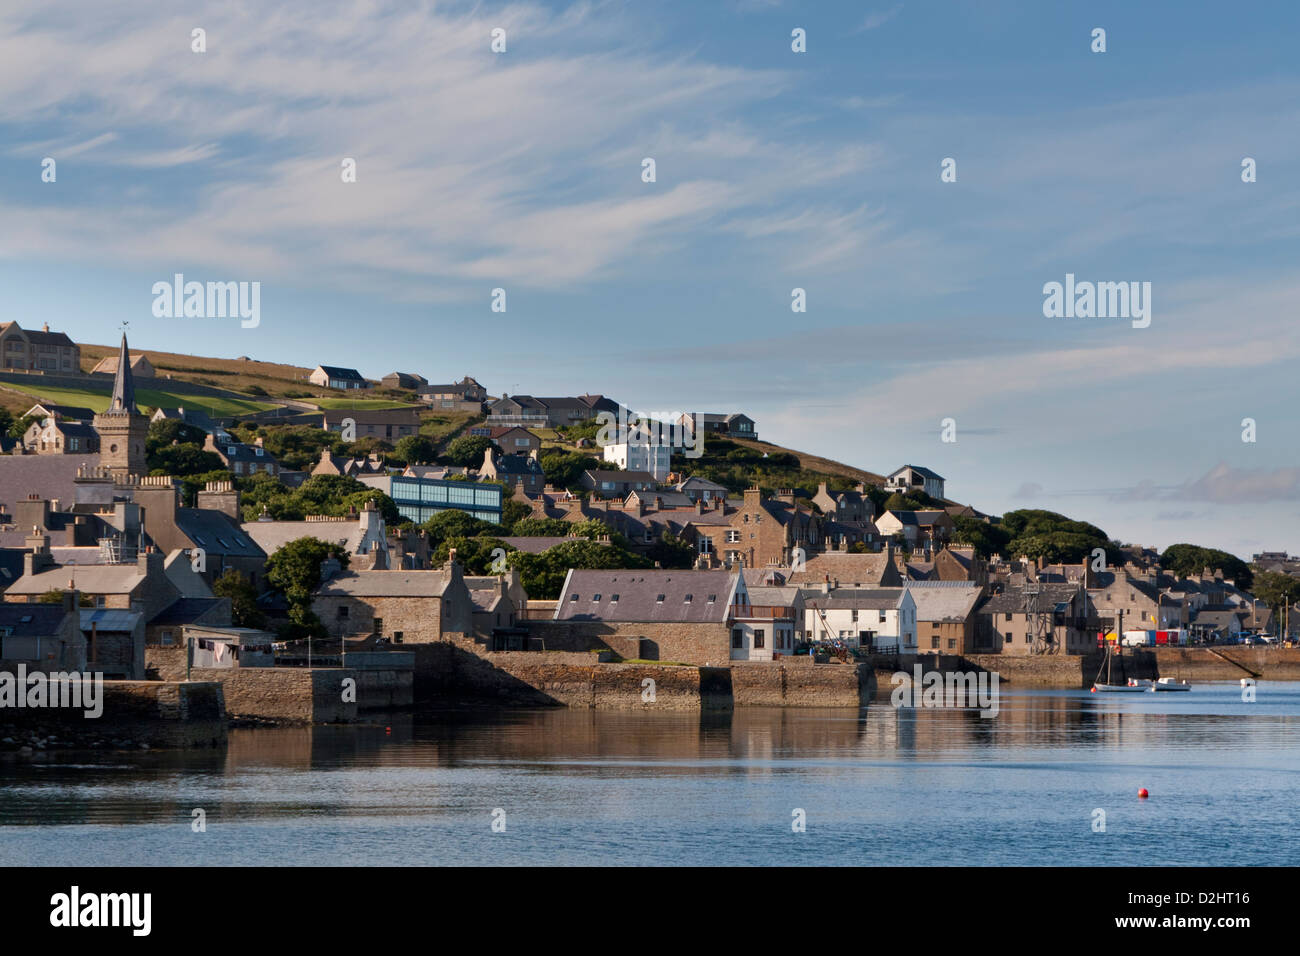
<box><xmin>393</xmin><ymin>631</ymin><xmax>403</xmax><ymax>644</ymax></box>
<box><xmin>373</xmin><ymin>617</ymin><xmax>383</xmax><ymax>633</ymax></box>
<box><xmin>1005</xmin><ymin>612</ymin><xmax>1012</xmax><ymax>622</ymax></box>
<box><xmin>610</xmin><ymin>594</ymin><xmax>619</xmax><ymax>603</ymax></box>
<box><xmin>931</xmin><ymin>637</ymin><xmax>940</xmax><ymax>649</ymax></box>
<box><xmin>754</xmin><ymin>629</ymin><xmax>765</xmax><ymax>649</ymax></box>
<box><xmin>94</xmin><ymin>596</ymin><xmax>105</xmax><ymax>609</ymax></box>
<box><xmin>707</xmin><ymin>594</ymin><xmax>716</xmax><ymax>603</ymax></box>
<box><xmin>338</xmin><ymin>606</ymin><xmax>349</xmax><ymax>618</ymax></box>
<box><xmin>592</xmin><ymin>594</ymin><xmax>601</xmax><ymax>602</ymax></box>
<box><xmin>732</xmin><ymin>628</ymin><xmax>744</xmax><ymax>649</ymax></box>
<box><xmin>570</xmin><ymin>594</ymin><xmax>579</xmax><ymax>602</ymax></box>
<box><xmin>656</xmin><ymin>594</ymin><xmax>665</xmax><ymax>603</ymax></box>
<box><xmin>1005</xmin><ymin>635</ymin><xmax>1012</xmax><ymax>644</ymax></box>
<box><xmin>948</xmin><ymin>638</ymin><xmax>957</xmax><ymax>650</ymax></box>
<box><xmin>726</xmin><ymin>530</ymin><xmax>740</xmax><ymax>543</ymax></box>
<box><xmin>879</xmin><ymin>610</ymin><xmax>887</xmax><ymax>623</ymax></box>
<box><xmin>683</xmin><ymin>594</ymin><xmax>693</xmax><ymax>604</ymax></box>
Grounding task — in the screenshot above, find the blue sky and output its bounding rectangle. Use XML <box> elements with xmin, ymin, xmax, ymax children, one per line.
<box><xmin>2</xmin><ymin>0</ymin><xmax>1299</xmax><ymax>559</ymax></box>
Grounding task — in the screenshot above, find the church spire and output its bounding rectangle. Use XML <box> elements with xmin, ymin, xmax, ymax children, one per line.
<box><xmin>108</xmin><ymin>332</ymin><xmax>136</xmax><ymax>414</ymax></box>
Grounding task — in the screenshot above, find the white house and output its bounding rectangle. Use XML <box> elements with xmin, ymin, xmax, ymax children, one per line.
<box><xmin>729</xmin><ymin>585</ymin><xmax>803</xmax><ymax>661</ymax></box>
<box><xmin>802</xmin><ymin>586</ymin><xmax>917</xmax><ymax>652</ymax></box>
<box><xmin>886</xmin><ymin>465</ymin><xmax>945</xmax><ymax>501</ymax></box>
<box><xmin>602</xmin><ymin>440</ymin><xmax>672</xmax><ymax>480</ymax></box>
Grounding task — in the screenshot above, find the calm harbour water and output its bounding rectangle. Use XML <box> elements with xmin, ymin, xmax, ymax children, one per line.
<box><xmin>3</xmin><ymin>682</ymin><xmax>1298</xmax><ymax>866</ymax></box>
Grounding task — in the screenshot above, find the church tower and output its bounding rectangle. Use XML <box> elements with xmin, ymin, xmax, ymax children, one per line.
<box><xmin>93</xmin><ymin>333</ymin><xmax>149</xmax><ymax>479</ymax></box>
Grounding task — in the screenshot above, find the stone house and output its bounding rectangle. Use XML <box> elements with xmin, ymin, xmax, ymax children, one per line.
<box><xmin>694</xmin><ymin>488</ymin><xmax>822</xmax><ymax>571</ymax></box>
<box><xmin>418</xmin><ymin>376</ymin><xmax>488</xmax><ymax>410</ymax></box>
<box><xmin>976</xmin><ymin>582</ymin><xmax>1091</xmax><ymax>655</ymax></box>
<box><xmin>23</xmin><ymin>417</ymin><xmax>100</xmax><ymax>456</ymax></box>
<box><xmin>381</xmin><ymin>372</ymin><xmax>428</xmax><ymax>390</ymax></box>
<box><xmin>907</xmin><ymin>582</ymin><xmax>984</xmax><ymax>654</ymax></box>
<box><xmin>481</xmin><ymin>447</ymin><xmax>545</xmax><ymax>496</ymax></box>
<box><xmin>311</xmin><ymin>557</ymin><xmax>473</xmax><ymax>644</ymax></box>
<box><xmin>0</xmin><ymin>321</ymin><xmax>80</xmax><ymax>373</ymax></box>
<box><xmin>0</xmin><ymin>594</ymin><xmax>86</xmax><ymax>673</ymax></box>
<box><xmin>321</xmin><ymin>408</ymin><xmax>420</xmax><ymax>443</ymax></box>
<box><xmin>203</xmin><ymin>433</ymin><xmax>281</xmax><ymax>477</ymax></box>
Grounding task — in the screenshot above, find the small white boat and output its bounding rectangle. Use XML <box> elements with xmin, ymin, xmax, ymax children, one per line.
<box><xmin>1092</xmin><ymin>679</ymin><xmax>1149</xmax><ymax>693</ymax></box>
<box><xmin>1150</xmin><ymin>677</ymin><xmax>1191</xmax><ymax>692</ymax></box>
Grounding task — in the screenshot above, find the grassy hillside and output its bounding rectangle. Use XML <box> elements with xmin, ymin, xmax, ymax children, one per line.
<box><xmin>1</xmin><ymin>381</ymin><xmax>278</xmax><ymax>417</ymax></box>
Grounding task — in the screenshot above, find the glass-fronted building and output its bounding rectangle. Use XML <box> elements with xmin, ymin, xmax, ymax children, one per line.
<box><xmin>386</xmin><ymin>475</ymin><xmax>503</xmax><ymax>524</ymax></box>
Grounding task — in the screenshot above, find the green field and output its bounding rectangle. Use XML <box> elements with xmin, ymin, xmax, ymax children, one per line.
<box><xmin>311</xmin><ymin>398</ymin><xmax>422</xmax><ymax>410</ymax></box>
<box><xmin>2</xmin><ymin>382</ymin><xmax>278</xmax><ymax>417</ymax></box>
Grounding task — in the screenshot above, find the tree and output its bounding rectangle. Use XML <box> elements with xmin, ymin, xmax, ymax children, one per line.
<box><xmin>539</xmin><ymin>450</ymin><xmax>601</xmax><ymax>489</ymax></box>
<box><xmin>1249</xmin><ymin>570</ymin><xmax>1295</xmax><ymax>616</ymax></box>
<box><xmin>431</xmin><ymin>536</ymin><xmax>513</xmax><ymax>575</ymax></box>
<box><xmin>647</xmin><ymin>530</ymin><xmax>695</xmax><ymax>569</ymax></box>
<box><xmin>8</xmin><ymin>413</ymin><xmax>39</xmax><ymax>441</ymax></box>
<box><xmin>212</xmin><ymin>569</ymin><xmax>266</xmax><ymax>628</ymax></box>
<box><xmin>264</xmin><ymin>537</ymin><xmax>351</xmax><ymax>637</ymax></box>
<box><xmin>148</xmin><ymin>443</ymin><xmax>226</xmax><ymax>478</ymax></box>
<box><xmin>1000</xmin><ymin>509</ymin><xmax>1116</xmax><ymax>565</ymax></box>
<box><xmin>951</xmin><ymin>516</ymin><xmax>1011</xmax><ymax>559</ymax></box>
<box><xmin>500</xmin><ymin>498</ymin><xmax>533</xmax><ymax>532</ymax></box>
<box><xmin>446</xmin><ymin>434</ymin><xmax>492</xmax><ymax>467</ymax></box>
<box><xmin>511</xmin><ymin>516</ymin><xmax>574</xmax><ymax>537</ymax></box>
<box><xmin>37</xmin><ymin>588</ymin><xmax>93</xmax><ymax>607</ymax></box>
<box><xmin>146</xmin><ymin>418</ymin><xmax>208</xmax><ymax>455</ymax></box>
<box><xmin>508</xmin><ymin>538</ymin><xmax>651</xmax><ymax>599</ymax></box>
<box><xmin>421</xmin><ymin>509</ymin><xmax>501</xmax><ymax>547</ymax></box>
<box><xmin>1160</xmin><ymin>544</ymin><xmax>1253</xmax><ymax>590</ymax></box>
<box><xmin>394</xmin><ymin>434</ymin><xmax>436</xmax><ymax>465</ymax></box>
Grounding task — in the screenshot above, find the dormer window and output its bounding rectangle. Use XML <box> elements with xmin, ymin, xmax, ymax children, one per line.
<box><xmin>684</xmin><ymin>594</ymin><xmax>693</xmax><ymax>604</ymax></box>
<box><xmin>570</xmin><ymin>594</ymin><xmax>579</xmax><ymax>602</ymax></box>
<box><xmin>592</xmin><ymin>594</ymin><xmax>601</xmax><ymax>602</ymax></box>
<box><xmin>656</xmin><ymin>594</ymin><xmax>665</xmax><ymax>603</ymax></box>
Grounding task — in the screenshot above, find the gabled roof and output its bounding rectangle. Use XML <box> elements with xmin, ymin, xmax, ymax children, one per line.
<box><xmin>316</xmin><ymin>365</ymin><xmax>365</xmax><ymax>380</ymax></box>
<box><xmin>316</xmin><ymin>569</ymin><xmax>455</xmax><ymax>598</ymax></box>
<box><xmin>0</xmin><ymin>603</ymin><xmax>74</xmax><ymax>636</ymax></box>
<box><xmin>890</xmin><ymin>464</ymin><xmax>944</xmax><ymax>481</ymax></box>
<box><xmin>803</xmin><ymin>588</ymin><xmax>908</xmax><ymax>611</ymax></box>
<box><xmin>554</xmin><ymin>570</ymin><xmax>738</xmax><ymax>623</ymax></box>
<box><xmin>175</xmin><ymin>510</ymin><xmax>265</xmax><ymax>558</ymax></box>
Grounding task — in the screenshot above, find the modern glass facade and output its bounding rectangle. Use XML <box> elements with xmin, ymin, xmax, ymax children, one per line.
<box><xmin>388</xmin><ymin>476</ymin><xmax>503</xmax><ymax>524</ymax></box>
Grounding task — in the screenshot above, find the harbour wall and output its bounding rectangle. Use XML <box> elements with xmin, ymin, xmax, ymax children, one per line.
<box><xmin>412</xmin><ymin>641</ymin><xmax>872</xmax><ymax>708</ymax></box>
<box><xmin>1</xmin><ymin>679</ymin><xmax>226</xmax><ymax>748</ymax></box>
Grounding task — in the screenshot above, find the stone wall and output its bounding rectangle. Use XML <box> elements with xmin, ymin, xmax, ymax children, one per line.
<box><xmin>187</xmin><ymin>667</ymin><xmax>357</xmax><ymax>722</ymax></box>
<box><xmin>730</xmin><ymin>659</ymin><xmax>871</xmax><ymax>707</ymax></box>
<box><xmin>1</xmin><ymin>679</ymin><xmax>226</xmax><ymax>748</ymax></box>
<box><xmin>1153</xmin><ymin>646</ymin><xmax>1300</xmax><ymax>681</ymax></box>
<box><xmin>523</xmin><ymin>620</ymin><xmax>733</xmax><ymax>665</ymax></box>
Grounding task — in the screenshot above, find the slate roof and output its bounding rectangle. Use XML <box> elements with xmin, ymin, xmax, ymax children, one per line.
<box><xmin>317</xmin><ymin>365</ymin><xmax>365</xmax><ymax>380</ymax></box>
<box><xmin>316</xmin><ymin>570</ymin><xmax>455</xmax><ymax>598</ymax></box>
<box><xmin>243</xmin><ymin>521</ymin><xmax>360</xmax><ymax>556</ymax></box>
<box><xmin>172</xmin><ymin>510</ymin><xmax>262</xmax><ymax>558</ymax></box>
<box><xmin>0</xmin><ymin>456</ymin><xmax>103</xmax><ymax>517</ymax></box>
<box><xmin>891</xmin><ymin>464</ymin><xmax>945</xmax><ymax>481</ymax></box>
<box><xmin>803</xmin><ymin>588</ymin><xmax>908</xmax><ymax>611</ymax></box>
<box><xmin>907</xmin><ymin>583</ymin><xmax>983</xmax><ymax>621</ymax></box>
<box><xmin>786</xmin><ymin>552</ymin><xmax>903</xmax><ymax>588</ymax></box>
<box><xmin>151</xmin><ymin>597</ymin><xmax>227</xmax><ymax>626</ymax></box>
<box><xmin>981</xmin><ymin>583</ymin><xmax>1081</xmax><ymax>614</ymax></box>
<box><xmin>554</xmin><ymin>570</ymin><xmax>739</xmax><ymax>623</ymax></box>
<box><xmin>79</xmin><ymin>609</ymin><xmax>141</xmax><ymax>632</ymax></box>
<box><xmin>0</xmin><ymin>603</ymin><xmax>72</xmax><ymax>636</ymax></box>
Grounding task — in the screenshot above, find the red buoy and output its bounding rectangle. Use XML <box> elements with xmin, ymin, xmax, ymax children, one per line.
<box><xmin>1138</xmin><ymin>788</ymin><xmax>1149</xmax><ymax>799</ymax></box>
<box><xmin>1090</xmin><ymin>687</ymin><xmax>1096</xmax><ymax>693</ymax></box>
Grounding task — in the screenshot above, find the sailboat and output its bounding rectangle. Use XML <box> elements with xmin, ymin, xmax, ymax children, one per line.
<box><xmin>1092</xmin><ymin>642</ymin><xmax>1147</xmax><ymax>692</ymax></box>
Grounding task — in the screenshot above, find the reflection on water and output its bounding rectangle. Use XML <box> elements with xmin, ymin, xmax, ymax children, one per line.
<box><xmin>2</xmin><ymin>682</ymin><xmax>1298</xmax><ymax>866</ymax></box>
